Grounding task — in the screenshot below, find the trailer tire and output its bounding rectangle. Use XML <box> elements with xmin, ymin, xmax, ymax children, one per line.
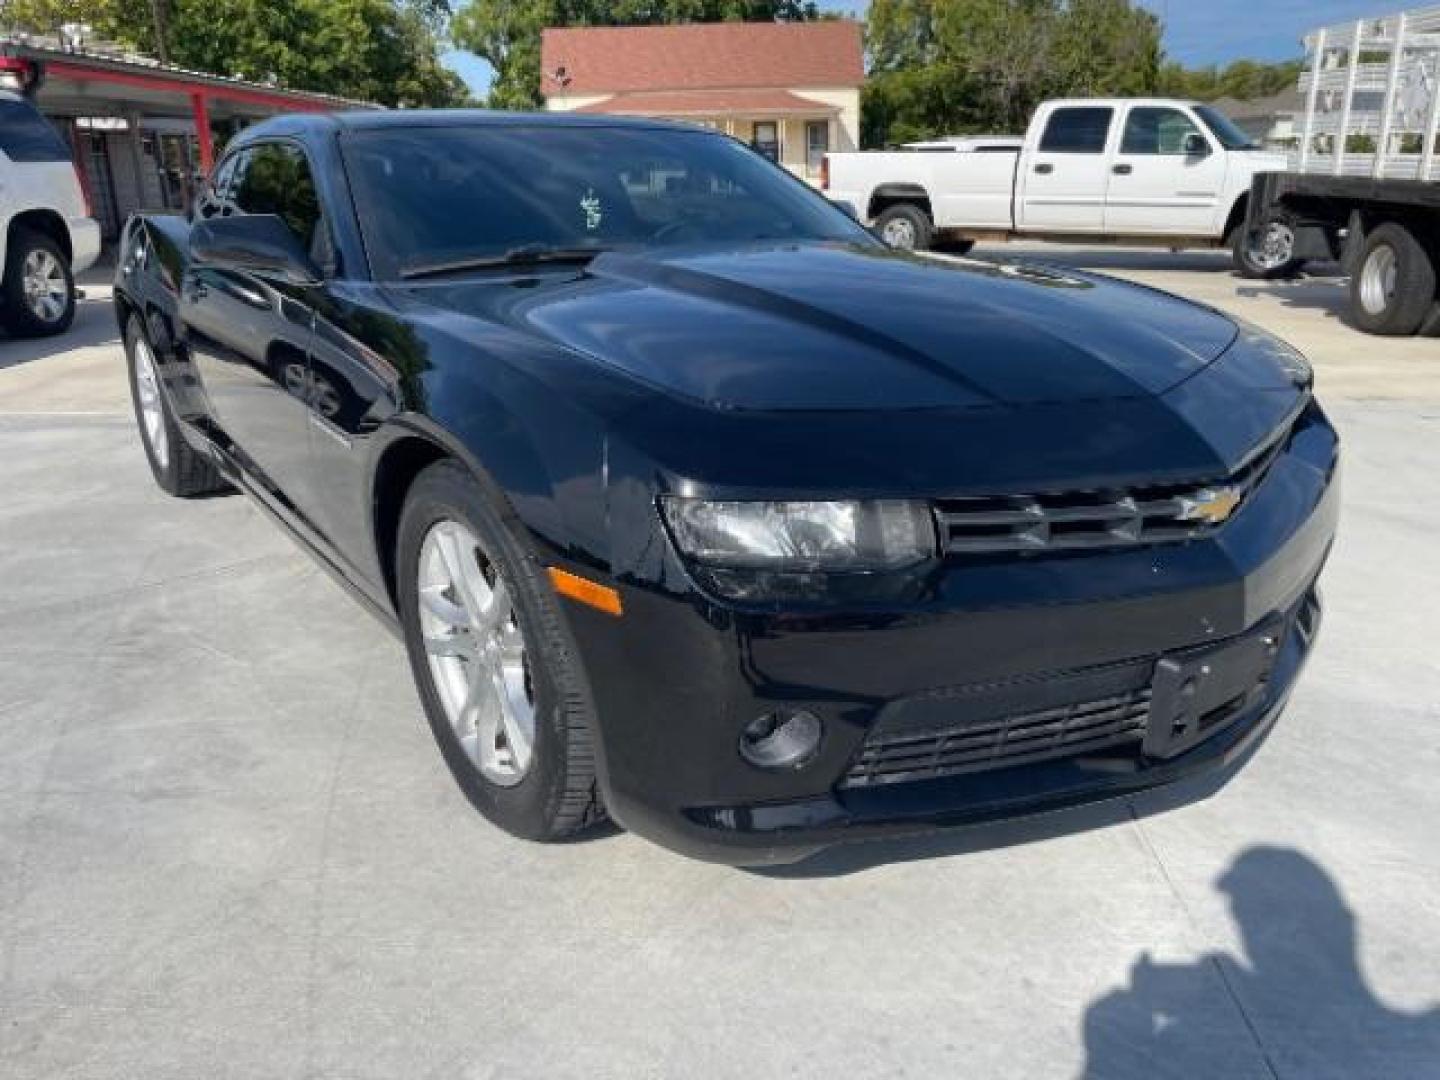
<box><xmin>1232</xmin><ymin>211</ymin><xmax>1306</xmax><ymax>279</ymax></box>
<box><xmin>874</xmin><ymin>204</ymin><xmax>932</xmax><ymax>251</ymax></box>
<box><xmin>1349</xmin><ymin>222</ymin><xmax>1436</xmax><ymax>336</ymax></box>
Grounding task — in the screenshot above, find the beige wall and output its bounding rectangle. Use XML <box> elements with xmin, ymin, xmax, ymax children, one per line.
<box><xmin>542</xmin><ymin>87</ymin><xmax>861</xmax><ymax>187</ymax></box>
<box><xmin>543</xmin><ymin>85</ymin><xmax>861</xmax><ymax>153</ymax></box>
<box><xmin>544</xmin><ymin>93</ymin><xmax>612</xmax><ymax>111</ymax></box>
<box><xmin>788</xmin><ymin>87</ymin><xmax>860</xmax><ymax>152</ymax></box>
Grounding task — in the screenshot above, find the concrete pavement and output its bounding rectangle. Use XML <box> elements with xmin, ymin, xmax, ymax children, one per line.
<box><xmin>0</xmin><ymin>259</ymin><xmax>1437</xmax><ymax>1079</ymax></box>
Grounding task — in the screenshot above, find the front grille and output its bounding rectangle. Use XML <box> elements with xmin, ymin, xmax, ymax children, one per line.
<box><xmin>934</xmin><ymin>433</ymin><xmax>1286</xmax><ymax>556</ymax></box>
<box><xmin>842</xmin><ymin>686</ymin><xmax>1152</xmax><ymax>789</ymax></box>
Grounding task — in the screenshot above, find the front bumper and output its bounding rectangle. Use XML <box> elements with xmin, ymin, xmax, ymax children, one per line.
<box><xmin>562</xmin><ymin>404</ymin><xmax>1340</xmax><ymax>865</ymax></box>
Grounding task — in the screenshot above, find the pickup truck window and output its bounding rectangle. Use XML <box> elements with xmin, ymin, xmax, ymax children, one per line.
<box><xmin>1194</xmin><ymin>105</ymin><xmax>1261</xmax><ymax>151</ymax></box>
<box><xmin>1121</xmin><ymin>108</ymin><xmax>1205</xmax><ymax>155</ymax></box>
<box><xmin>341</xmin><ymin>124</ymin><xmax>872</xmax><ymax>281</ymax></box>
<box><xmin>1038</xmin><ymin>108</ymin><xmax>1113</xmax><ymax>154</ymax></box>
<box><xmin>0</xmin><ymin>97</ymin><xmax>72</xmax><ymax>162</ymax></box>
<box><xmin>229</xmin><ymin>142</ymin><xmax>324</xmax><ymax>253</ymax></box>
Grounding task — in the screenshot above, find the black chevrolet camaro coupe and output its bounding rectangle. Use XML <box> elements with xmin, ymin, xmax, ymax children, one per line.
<box><xmin>114</xmin><ymin>111</ymin><xmax>1338</xmax><ymax>863</ymax></box>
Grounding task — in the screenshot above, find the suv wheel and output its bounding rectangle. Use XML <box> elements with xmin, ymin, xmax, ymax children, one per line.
<box><xmin>396</xmin><ymin>460</ymin><xmax>606</xmax><ymax>841</ymax></box>
<box><xmin>2</xmin><ymin>228</ymin><xmax>75</xmax><ymax>337</ymax></box>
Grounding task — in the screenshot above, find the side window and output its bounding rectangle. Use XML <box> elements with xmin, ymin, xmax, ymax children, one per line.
<box><xmin>229</xmin><ymin>141</ymin><xmax>335</xmax><ymax>274</ymax></box>
<box><xmin>0</xmin><ymin>97</ymin><xmax>72</xmax><ymax>162</ymax></box>
<box><xmin>1038</xmin><ymin>108</ymin><xmax>1114</xmax><ymax>154</ymax></box>
<box><xmin>230</xmin><ymin>142</ymin><xmax>323</xmax><ymax>249</ymax></box>
<box><xmin>1121</xmin><ymin>108</ymin><xmax>1206</xmax><ymax>155</ymax></box>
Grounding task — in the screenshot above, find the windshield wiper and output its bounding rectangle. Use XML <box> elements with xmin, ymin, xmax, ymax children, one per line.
<box><xmin>400</xmin><ymin>244</ymin><xmax>608</xmax><ymax>280</ymax></box>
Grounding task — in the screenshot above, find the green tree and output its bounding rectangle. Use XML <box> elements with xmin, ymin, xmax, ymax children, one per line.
<box><xmin>1156</xmin><ymin>57</ymin><xmax>1303</xmax><ymax>101</ymax></box>
<box><xmin>3</xmin><ymin>0</ymin><xmax>465</xmax><ymax>107</ymax></box>
<box><xmin>453</xmin><ymin>0</ymin><xmax>824</xmax><ymax>111</ymax></box>
<box><xmin>866</xmin><ymin>0</ymin><xmax>939</xmax><ymax>72</ymax></box>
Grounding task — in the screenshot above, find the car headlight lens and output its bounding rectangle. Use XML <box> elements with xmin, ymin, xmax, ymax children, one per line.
<box><xmin>661</xmin><ymin>498</ymin><xmax>935</xmax><ymax>572</ymax></box>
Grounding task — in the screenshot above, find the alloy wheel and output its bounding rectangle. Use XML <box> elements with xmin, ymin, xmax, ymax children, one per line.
<box><xmin>1247</xmin><ymin>221</ymin><xmax>1296</xmax><ymax>271</ymax></box>
<box><xmin>22</xmin><ymin>249</ymin><xmax>67</xmax><ymax>324</ymax></box>
<box><xmin>1358</xmin><ymin>243</ymin><xmax>1398</xmax><ymax>316</ymax></box>
<box><xmin>133</xmin><ymin>335</ymin><xmax>170</xmax><ymax>470</ymax></box>
<box><xmin>417</xmin><ymin>519</ymin><xmax>536</xmax><ymax>787</ymax></box>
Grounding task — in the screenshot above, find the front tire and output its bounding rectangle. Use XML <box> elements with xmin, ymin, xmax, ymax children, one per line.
<box><xmin>1232</xmin><ymin>212</ymin><xmax>1306</xmax><ymax>279</ymax></box>
<box><xmin>1349</xmin><ymin>222</ymin><xmax>1436</xmax><ymax>336</ymax></box>
<box><xmin>874</xmin><ymin>203</ymin><xmax>933</xmax><ymax>251</ymax></box>
<box><xmin>2</xmin><ymin>228</ymin><xmax>75</xmax><ymax>337</ymax></box>
<box><xmin>124</xmin><ymin>314</ymin><xmax>227</xmax><ymax>497</ymax></box>
<box><xmin>396</xmin><ymin>460</ymin><xmax>605</xmax><ymax>841</ymax></box>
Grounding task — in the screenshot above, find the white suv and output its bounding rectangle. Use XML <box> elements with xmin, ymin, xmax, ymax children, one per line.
<box><xmin>1</xmin><ymin>90</ymin><xmax>101</xmax><ymax>336</ymax></box>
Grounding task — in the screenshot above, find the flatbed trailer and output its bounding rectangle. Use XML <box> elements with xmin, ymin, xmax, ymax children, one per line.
<box><xmin>1245</xmin><ymin>5</ymin><xmax>1440</xmax><ymax>335</ymax></box>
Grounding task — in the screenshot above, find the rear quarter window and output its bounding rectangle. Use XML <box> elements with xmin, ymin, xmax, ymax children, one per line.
<box><xmin>1038</xmin><ymin>108</ymin><xmax>1114</xmax><ymax>154</ymax></box>
<box><xmin>0</xmin><ymin>98</ymin><xmax>72</xmax><ymax>162</ymax></box>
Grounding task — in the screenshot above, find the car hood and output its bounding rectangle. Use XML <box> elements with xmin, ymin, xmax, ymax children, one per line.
<box><xmin>399</xmin><ymin>243</ymin><xmax>1239</xmax><ymax>411</ymax></box>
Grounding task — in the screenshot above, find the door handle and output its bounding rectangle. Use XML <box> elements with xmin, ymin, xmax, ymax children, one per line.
<box><xmin>1034</xmin><ymin>163</ymin><xmax>1054</xmax><ymax>175</ymax></box>
<box><xmin>1112</xmin><ymin>163</ymin><xmax>1133</xmax><ymax>175</ymax></box>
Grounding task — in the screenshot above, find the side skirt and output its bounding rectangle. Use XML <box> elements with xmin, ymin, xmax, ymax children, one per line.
<box><xmin>176</xmin><ymin>417</ymin><xmax>403</xmax><ymax>640</ymax></box>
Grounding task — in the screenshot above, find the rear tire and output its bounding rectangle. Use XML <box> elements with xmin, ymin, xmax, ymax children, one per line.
<box><xmin>1232</xmin><ymin>211</ymin><xmax>1306</xmax><ymax>279</ymax></box>
<box><xmin>874</xmin><ymin>203</ymin><xmax>933</xmax><ymax>252</ymax></box>
<box><xmin>396</xmin><ymin>460</ymin><xmax>606</xmax><ymax>842</ymax></box>
<box><xmin>1348</xmin><ymin>222</ymin><xmax>1436</xmax><ymax>336</ymax></box>
<box><xmin>2</xmin><ymin>227</ymin><xmax>75</xmax><ymax>337</ymax></box>
<box><xmin>124</xmin><ymin>314</ymin><xmax>228</xmax><ymax>497</ymax></box>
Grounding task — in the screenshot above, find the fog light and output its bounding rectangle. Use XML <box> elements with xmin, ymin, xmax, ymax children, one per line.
<box><xmin>738</xmin><ymin>710</ymin><xmax>822</xmax><ymax>770</ymax></box>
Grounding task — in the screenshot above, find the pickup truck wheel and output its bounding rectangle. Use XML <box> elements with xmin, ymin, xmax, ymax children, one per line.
<box><xmin>396</xmin><ymin>460</ymin><xmax>606</xmax><ymax>842</ymax></box>
<box><xmin>874</xmin><ymin>204</ymin><xmax>932</xmax><ymax>251</ymax></box>
<box><xmin>2</xmin><ymin>228</ymin><xmax>75</xmax><ymax>337</ymax></box>
<box><xmin>1349</xmin><ymin>222</ymin><xmax>1436</xmax><ymax>336</ymax></box>
<box><xmin>124</xmin><ymin>314</ymin><xmax>227</xmax><ymax>497</ymax></box>
<box><xmin>1232</xmin><ymin>214</ymin><xmax>1306</xmax><ymax>279</ymax></box>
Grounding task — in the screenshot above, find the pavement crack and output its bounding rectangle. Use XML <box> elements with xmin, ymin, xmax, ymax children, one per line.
<box><xmin>1126</xmin><ymin>804</ymin><xmax>1283</xmax><ymax>1080</ymax></box>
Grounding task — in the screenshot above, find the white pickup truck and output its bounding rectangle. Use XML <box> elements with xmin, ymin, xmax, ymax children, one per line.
<box><xmin>823</xmin><ymin>98</ymin><xmax>1296</xmax><ymax>276</ymax></box>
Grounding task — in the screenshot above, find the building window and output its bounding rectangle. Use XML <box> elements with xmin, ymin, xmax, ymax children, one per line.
<box><xmin>752</xmin><ymin>121</ymin><xmax>779</xmax><ymax>162</ymax></box>
<box><xmin>805</xmin><ymin>120</ymin><xmax>829</xmax><ymax>175</ymax></box>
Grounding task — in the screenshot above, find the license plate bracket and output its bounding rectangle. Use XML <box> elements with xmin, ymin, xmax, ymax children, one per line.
<box><xmin>1143</xmin><ymin>619</ymin><xmax>1284</xmax><ymax>760</ymax></box>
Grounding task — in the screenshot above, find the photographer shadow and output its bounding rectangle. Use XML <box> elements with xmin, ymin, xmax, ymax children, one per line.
<box><xmin>1080</xmin><ymin>846</ymin><xmax>1440</xmax><ymax>1079</ymax></box>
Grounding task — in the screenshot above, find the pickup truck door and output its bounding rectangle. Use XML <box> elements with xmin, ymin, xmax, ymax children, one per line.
<box><xmin>1103</xmin><ymin>105</ymin><xmax>1227</xmax><ymax>236</ymax></box>
<box><xmin>181</xmin><ymin>141</ymin><xmax>324</xmax><ymax>521</ymax></box>
<box><xmin>1016</xmin><ymin>106</ymin><xmax>1115</xmax><ymax>232</ymax></box>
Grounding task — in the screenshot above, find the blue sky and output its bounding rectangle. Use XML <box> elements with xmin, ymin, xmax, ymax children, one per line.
<box><xmin>442</xmin><ymin>0</ymin><xmax>1405</xmax><ymax>98</ymax></box>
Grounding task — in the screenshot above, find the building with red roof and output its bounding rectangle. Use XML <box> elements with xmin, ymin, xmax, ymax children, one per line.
<box><xmin>540</xmin><ymin>22</ymin><xmax>863</xmax><ymax>184</ymax></box>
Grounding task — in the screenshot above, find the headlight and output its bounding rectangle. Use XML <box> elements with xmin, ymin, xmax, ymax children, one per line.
<box><xmin>661</xmin><ymin>498</ymin><xmax>935</xmax><ymax>572</ymax></box>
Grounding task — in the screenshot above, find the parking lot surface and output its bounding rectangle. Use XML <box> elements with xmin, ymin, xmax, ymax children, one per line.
<box><xmin>2</xmin><ymin>253</ymin><xmax>1438</xmax><ymax>1079</ymax></box>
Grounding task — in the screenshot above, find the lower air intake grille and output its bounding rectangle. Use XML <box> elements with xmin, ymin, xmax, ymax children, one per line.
<box><xmin>842</xmin><ymin>686</ymin><xmax>1152</xmax><ymax>789</ymax></box>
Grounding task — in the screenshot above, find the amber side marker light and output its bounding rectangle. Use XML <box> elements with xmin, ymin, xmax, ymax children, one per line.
<box><xmin>548</xmin><ymin>566</ymin><xmax>624</xmax><ymax>616</ymax></box>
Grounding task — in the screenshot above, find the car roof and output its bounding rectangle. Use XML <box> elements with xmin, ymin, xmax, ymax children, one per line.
<box><xmin>230</xmin><ymin>108</ymin><xmax>698</xmax><ymax>147</ymax></box>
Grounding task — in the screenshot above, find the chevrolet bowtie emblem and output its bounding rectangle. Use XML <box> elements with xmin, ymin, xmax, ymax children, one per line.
<box><xmin>1178</xmin><ymin>485</ymin><xmax>1243</xmax><ymax>526</ymax></box>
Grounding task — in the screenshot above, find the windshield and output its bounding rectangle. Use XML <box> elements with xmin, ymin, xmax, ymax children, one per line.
<box><xmin>1193</xmin><ymin>105</ymin><xmax>1260</xmax><ymax>151</ymax></box>
<box><xmin>342</xmin><ymin>124</ymin><xmax>874</xmax><ymax>279</ymax></box>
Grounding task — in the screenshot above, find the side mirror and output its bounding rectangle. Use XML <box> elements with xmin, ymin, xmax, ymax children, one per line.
<box><xmin>1183</xmin><ymin>132</ymin><xmax>1211</xmax><ymax>158</ymax></box>
<box><xmin>830</xmin><ymin>198</ymin><xmax>860</xmax><ymax>220</ymax></box>
<box><xmin>191</xmin><ymin>214</ymin><xmax>322</xmax><ymax>286</ymax></box>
